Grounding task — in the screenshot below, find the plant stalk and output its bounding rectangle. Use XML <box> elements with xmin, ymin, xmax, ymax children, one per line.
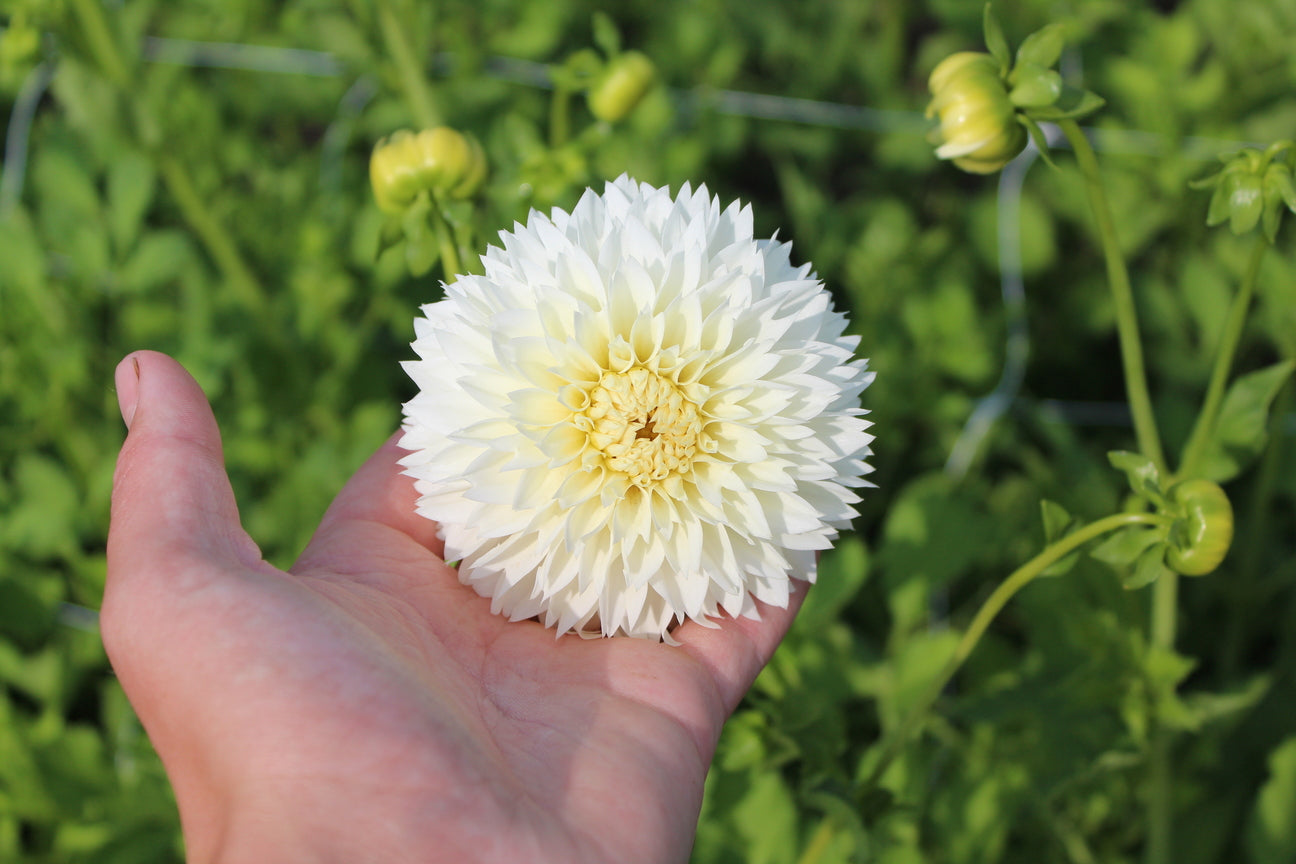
<box><xmin>861</xmin><ymin>511</ymin><xmax>1165</xmax><ymax>791</ymax></box>
<box><xmin>375</xmin><ymin>0</ymin><xmax>440</xmax><ymax>130</ymax></box>
<box><xmin>427</xmin><ymin>198</ymin><xmax>462</xmax><ymax>278</ymax></box>
<box><xmin>795</xmin><ymin>815</ymin><xmax>839</xmax><ymax>864</ymax></box>
<box><xmin>1058</xmin><ymin>120</ymin><xmax>1166</xmax><ymax>475</ymax></box>
<box><xmin>1176</xmin><ymin>234</ymin><xmax>1268</xmax><ymax>480</ymax></box>
<box><xmin>1146</xmin><ymin>566</ymin><xmax>1178</xmax><ymax>864</ymax></box>
<box><xmin>69</xmin><ymin>0</ymin><xmax>131</xmax><ymax>88</ymax></box>
<box><xmin>157</xmin><ymin>156</ymin><xmax>266</xmax><ymax>313</ymax></box>
<box><xmin>550</xmin><ymin>86</ymin><xmax>573</xmax><ymax>148</ymax></box>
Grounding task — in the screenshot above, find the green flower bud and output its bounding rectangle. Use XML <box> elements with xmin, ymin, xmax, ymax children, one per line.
<box><xmin>587</xmin><ymin>51</ymin><xmax>656</xmax><ymax>123</ymax></box>
<box><xmin>926</xmin><ymin>52</ymin><xmax>1026</xmax><ymax>175</ymax></box>
<box><xmin>1164</xmin><ymin>479</ymin><xmax>1233</xmax><ymax>576</ymax></box>
<box><xmin>370</xmin><ymin>127</ymin><xmax>488</xmax><ymax>214</ymax></box>
<box><xmin>1194</xmin><ymin>141</ymin><xmax>1296</xmax><ymax>242</ymax></box>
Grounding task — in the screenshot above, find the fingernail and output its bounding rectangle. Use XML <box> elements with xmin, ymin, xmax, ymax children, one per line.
<box><xmin>115</xmin><ymin>355</ymin><xmax>141</xmax><ymax>429</ymax></box>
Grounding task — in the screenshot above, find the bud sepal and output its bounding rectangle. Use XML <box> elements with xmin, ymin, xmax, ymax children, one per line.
<box><xmin>926</xmin><ymin>4</ymin><xmax>1104</xmax><ymax>175</ymax></box>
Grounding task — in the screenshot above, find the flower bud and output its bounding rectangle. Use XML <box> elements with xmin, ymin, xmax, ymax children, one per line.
<box><xmin>1164</xmin><ymin>479</ymin><xmax>1233</xmax><ymax>576</ymax></box>
<box><xmin>370</xmin><ymin>127</ymin><xmax>488</xmax><ymax>214</ymax></box>
<box><xmin>1194</xmin><ymin>142</ymin><xmax>1296</xmax><ymax>242</ymax></box>
<box><xmin>926</xmin><ymin>52</ymin><xmax>1026</xmax><ymax>174</ymax></box>
<box><xmin>587</xmin><ymin>51</ymin><xmax>656</xmax><ymax>123</ymax></box>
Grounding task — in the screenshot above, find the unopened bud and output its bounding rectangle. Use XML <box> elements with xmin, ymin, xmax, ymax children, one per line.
<box><xmin>370</xmin><ymin>127</ymin><xmax>488</xmax><ymax>214</ymax></box>
<box><xmin>926</xmin><ymin>52</ymin><xmax>1026</xmax><ymax>175</ymax></box>
<box><xmin>587</xmin><ymin>51</ymin><xmax>656</xmax><ymax>123</ymax></box>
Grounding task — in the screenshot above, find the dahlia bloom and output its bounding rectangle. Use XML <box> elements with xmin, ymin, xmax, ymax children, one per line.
<box><xmin>399</xmin><ymin>176</ymin><xmax>874</xmax><ymax>640</ymax></box>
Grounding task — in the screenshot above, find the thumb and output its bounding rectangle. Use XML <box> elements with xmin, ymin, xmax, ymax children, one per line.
<box><xmin>106</xmin><ymin>351</ymin><xmax>261</xmax><ymax>592</ymax></box>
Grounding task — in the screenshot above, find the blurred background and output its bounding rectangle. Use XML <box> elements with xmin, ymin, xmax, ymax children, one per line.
<box><xmin>2</xmin><ymin>0</ymin><xmax>1295</xmax><ymax>860</ymax></box>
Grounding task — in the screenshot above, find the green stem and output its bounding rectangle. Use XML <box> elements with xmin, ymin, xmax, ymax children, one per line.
<box><xmin>1058</xmin><ymin>120</ymin><xmax>1167</xmax><ymax>475</ymax></box>
<box><xmin>550</xmin><ymin>86</ymin><xmax>573</xmax><ymax>148</ymax></box>
<box><xmin>861</xmin><ymin>511</ymin><xmax>1165</xmax><ymax>790</ymax></box>
<box><xmin>1176</xmin><ymin>234</ymin><xmax>1268</xmax><ymax>480</ymax></box>
<box><xmin>376</xmin><ymin>0</ymin><xmax>440</xmax><ymax>129</ymax></box>
<box><xmin>427</xmin><ymin>200</ymin><xmax>462</xmax><ymax>278</ymax></box>
<box><xmin>795</xmin><ymin>815</ymin><xmax>839</xmax><ymax>864</ymax></box>
<box><xmin>70</xmin><ymin>0</ymin><xmax>131</xmax><ymax>88</ymax></box>
<box><xmin>157</xmin><ymin>156</ymin><xmax>266</xmax><ymax>312</ymax></box>
<box><xmin>1146</xmin><ymin>567</ymin><xmax>1179</xmax><ymax>864</ymax></box>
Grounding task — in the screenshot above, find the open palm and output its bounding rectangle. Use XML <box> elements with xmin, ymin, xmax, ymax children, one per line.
<box><xmin>103</xmin><ymin>351</ymin><xmax>802</xmax><ymax>864</ymax></box>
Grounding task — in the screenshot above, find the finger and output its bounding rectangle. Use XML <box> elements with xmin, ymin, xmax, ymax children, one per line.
<box><xmin>294</xmin><ymin>432</ymin><xmax>446</xmax><ymax>570</ymax></box>
<box><xmin>106</xmin><ymin>351</ymin><xmax>261</xmax><ymax>587</ymax></box>
<box><xmin>673</xmin><ymin>579</ymin><xmax>808</xmax><ymax>714</ymax></box>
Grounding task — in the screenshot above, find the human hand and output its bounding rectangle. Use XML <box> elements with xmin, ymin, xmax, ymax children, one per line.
<box><xmin>104</xmin><ymin>351</ymin><xmax>804</xmax><ymax>864</ymax></box>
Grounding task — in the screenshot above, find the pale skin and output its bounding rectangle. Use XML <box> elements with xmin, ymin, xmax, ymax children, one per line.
<box><xmin>103</xmin><ymin>350</ymin><xmax>805</xmax><ymax>864</ymax></box>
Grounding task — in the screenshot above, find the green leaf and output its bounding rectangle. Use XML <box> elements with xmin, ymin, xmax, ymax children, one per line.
<box><xmin>117</xmin><ymin>230</ymin><xmax>194</xmax><ymax>294</ymax></box>
<box><xmin>0</xmin><ymin>208</ymin><xmax>48</xmax><ymax>294</ymax></box>
<box><xmin>730</xmin><ymin>770</ymin><xmax>799</xmax><ymax>864</ymax></box>
<box><xmin>1015</xmin><ymin>22</ymin><xmax>1066</xmax><ymax>69</ymax></box>
<box><xmin>1196</xmin><ymin>360</ymin><xmax>1296</xmax><ymax>483</ymax></box>
<box><xmin>1133</xmin><ymin>545</ymin><xmax>1173</xmax><ymax>590</ymax></box>
<box><xmin>32</xmin><ymin>145</ymin><xmax>100</xmax><ymax>222</ymax></box>
<box><xmin>591</xmin><ymin>11</ymin><xmax>622</xmax><ymax>58</ymax></box>
<box><xmin>1247</xmin><ymin>737</ymin><xmax>1296</xmax><ymax>864</ymax></box>
<box><xmin>1008</xmin><ymin>63</ymin><xmax>1062</xmax><ymax>109</ymax></box>
<box><xmin>1038</xmin><ymin>499</ymin><xmax>1080</xmax><ymax>577</ymax></box>
<box><xmin>1228</xmin><ymin>172</ymin><xmax>1265</xmax><ymax>235</ymax></box>
<box><xmin>1207</xmin><ymin>175</ymin><xmax>1234</xmax><ymax>226</ymax></box>
<box><xmin>1181</xmin><ymin>674</ymin><xmax>1270</xmax><ymax>730</ymax></box>
<box><xmin>1108</xmin><ymin>450</ymin><xmax>1165</xmax><ymax>505</ymax></box>
<box><xmin>982</xmin><ymin>3</ymin><xmax>1011</xmax><ymax>74</ymax></box>
<box><xmin>549</xmin><ymin>48</ymin><xmax>603</xmax><ymax>90</ymax></box>
<box><xmin>106</xmin><ymin>150</ymin><xmax>156</xmax><ymax>255</ymax></box>
<box><xmin>404</xmin><ymin>231</ymin><xmax>440</xmax><ymax>277</ymax></box>
<box><xmin>715</xmin><ymin>710</ymin><xmax>772</xmax><ymax>772</ymax></box>
<box><xmin>1091</xmin><ymin>524</ymin><xmax>1164</xmax><ymax>568</ymax></box>
<box><xmin>1125</xmin><ymin>542</ymin><xmax>1171</xmax><ymax>590</ymax></box>
<box><xmin>1039</xmin><ymin>500</ymin><xmax>1072</xmax><ymax>543</ymax></box>
<box><xmin>376</xmin><ymin>213</ymin><xmax>405</xmax><ymax>260</ymax></box>
<box><xmin>0</xmin><ymin>577</ymin><xmax>58</xmax><ymax>651</ymax></box>
<box><xmin>797</xmin><ymin>534</ymin><xmax>869</xmax><ymax>630</ymax></box>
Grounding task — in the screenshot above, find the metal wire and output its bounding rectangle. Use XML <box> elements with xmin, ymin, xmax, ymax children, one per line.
<box><xmin>0</xmin><ymin>59</ymin><xmax>54</xmax><ymax>220</ymax></box>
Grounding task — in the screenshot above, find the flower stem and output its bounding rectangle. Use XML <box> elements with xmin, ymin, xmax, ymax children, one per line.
<box><xmin>795</xmin><ymin>814</ymin><xmax>840</xmax><ymax>864</ymax></box>
<box><xmin>427</xmin><ymin>199</ymin><xmax>462</xmax><ymax>278</ymax></box>
<box><xmin>1145</xmin><ymin>566</ymin><xmax>1178</xmax><ymax>864</ymax></box>
<box><xmin>157</xmin><ymin>156</ymin><xmax>266</xmax><ymax>313</ymax></box>
<box><xmin>861</xmin><ymin>511</ymin><xmax>1165</xmax><ymax>790</ymax></box>
<box><xmin>69</xmin><ymin>0</ymin><xmax>131</xmax><ymax>88</ymax></box>
<box><xmin>375</xmin><ymin>0</ymin><xmax>440</xmax><ymax>130</ymax></box>
<box><xmin>550</xmin><ymin>86</ymin><xmax>573</xmax><ymax>148</ymax></box>
<box><xmin>1176</xmin><ymin>234</ymin><xmax>1268</xmax><ymax>481</ymax></box>
<box><xmin>1058</xmin><ymin>120</ymin><xmax>1166</xmax><ymax>475</ymax></box>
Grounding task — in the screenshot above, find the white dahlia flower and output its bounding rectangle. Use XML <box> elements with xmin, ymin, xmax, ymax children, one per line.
<box><xmin>399</xmin><ymin>175</ymin><xmax>874</xmax><ymax>640</ymax></box>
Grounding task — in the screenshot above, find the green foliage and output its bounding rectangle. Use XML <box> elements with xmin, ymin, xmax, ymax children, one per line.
<box><xmin>2</xmin><ymin>0</ymin><xmax>1296</xmax><ymax>861</ymax></box>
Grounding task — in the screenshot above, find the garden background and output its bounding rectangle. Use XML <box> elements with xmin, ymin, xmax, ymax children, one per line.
<box><xmin>2</xmin><ymin>0</ymin><xmax>1296</xmax><ymax>861</ymax></box>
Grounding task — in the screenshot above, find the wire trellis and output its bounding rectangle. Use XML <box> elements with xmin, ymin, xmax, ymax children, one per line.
<box><xmin>0</xmin><ymin>33</ymin><xmax>1272</xmax><ymax>563</ymax></box>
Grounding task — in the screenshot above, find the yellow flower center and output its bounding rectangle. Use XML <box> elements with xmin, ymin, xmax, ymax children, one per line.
<box><xmin>581</xmin><ymin>367</ymin><xmax>702</xmax><ymax>487</ymax></box>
